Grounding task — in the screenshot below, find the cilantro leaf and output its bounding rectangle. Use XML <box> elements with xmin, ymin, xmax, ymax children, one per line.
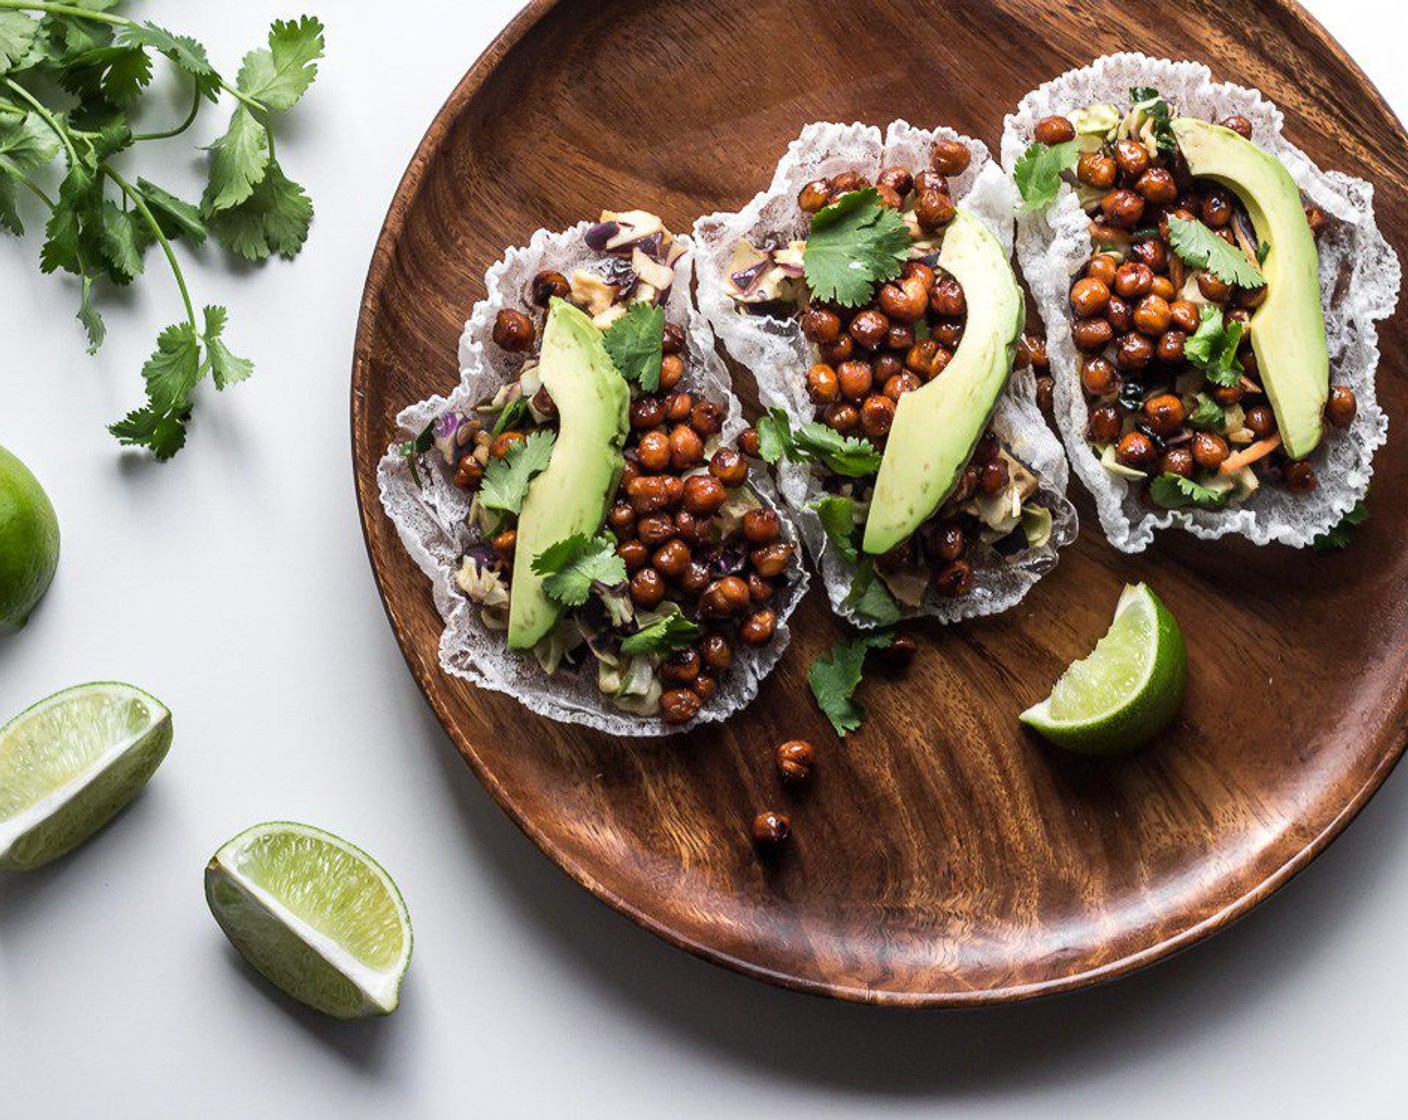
<box><xmin>203</xmin><ymin>305</ymin><xmax>253</xmax><ymax>389</ymax></box>
<box><xmin>1183</xmin><ymin>305</ymin><xmax>1244</xmax><ymax>388</ymax></box>
<box><xmin>120</xmin><ymin>22</ymin><xmax>217</xmax><ymax>99</ymax></box>
<box><xmin>1129</xmin><ymin>87</ymin><xmax>1176</xmax><ymax>157</ymax></box>
<box><xmin>99</xmin><ymin>200</ymin><xmax>144</xmax><ymax>283</ymax></box>
<box><xmin>0</xmin><ymin>13</ymin><xmax>39</xmax><ymax>75</ymax></box>
<box><xmin>203</xmin><ymin>105</ymin><xmax>268</xmax><ymax>214</ymax></box>
<box><xmin>807</xmin><ymin>629</ymin><xmax>896</xmax><ymax>736</ymax></box>
<box><xmin>845</xmin><ymin>560</ymin><xmax>902</xmax><ymax>625</ymax></box>
<box><xmin>1148</xmin><ymin>472</ymin><xmax>1230</xmax><ymax>511</ymax></box>
<box><xmin>602</xmin><ymin>302</ymin><xmax>664</xmax><ymax>391</ymax></box>
<box><xmin>1312</xmin><ymin>499</ymin><xmax>1369</xmax><ymax>553</ymax></box>
<box><xmin>755</xmin><ymin>407</ymin><xmax>791</xmax><ymax>465</ymax></box>
<box><xmin>791</xmin><ymin>423</ymin><xmax>883</xmax><ymax>477</ymax></box>
<box><xmin>811</xmin><ymin>494</ymin><xmax>859</xmax><ymax>563</ymax></box>
<box><xmin>40</xmin><ymin>159</ymin><xmax>101</xmax><ymax>277</ymax></box>
<box><xmin>531</xmin><ymin>533</ymin><xmax>627</xmax><ymax>608</ymax></box>
<box><xmin>1014</xmin><ymin>140</ymin><xmax>1079</xmax><ymax>212</ymax></box>
<box><xmin>1166</xmin><ymin>215</ymin><xmax>1266</xmax><ymax>289</ymax></box>
<box><xmin>480</xmin><ymin>429</ymin><xmax>557</xmax><ymax>514</ymax></box>
<box><xmin>620</xmin><ymin>610</ymin><xmax>701</xmax><ymax>656</ymax></box>
<box><xmin>803</xmin><ymin>188</ymin><xmax>910</xmax><ymax>307</ymax></box>
<box><xmin>1185</xmin><ymin>393</ymin><xmax>1226</xmax><ymax>432</ymax></box>
<box><xmin>109</xmin><ymin>402</ymin><xmax>190</xmax><ymax>460</ymax></box>
<box><xmin>0</xmin><ymin>112</ymin><xmax>60</xmax><ymax>235</ymax></box>
<box><xmin>235</xmin><ymin>16</ymin><xmax>325</xmax><ymax>112</ymax></box>
<box><xmin>110</xmin><ymin>319</ymin><xmax>204</xmax><ymax>459</ymax></box>
<box><xmin>61</xmin><ymin>44</ymin><xmax>153</xmax><ymax>108</ymax></box>
<box><xmin>134</xmin><ymin>178</ymin><xmax>206</xmax><ymax>244</ymax></box>
<box><xmin>207</xmin><ymin>159</ymin><xmax>312</xmax><ymax>260</ymax></box>
<box><xmin>77</xmin><ymin>272</ymin><xmax>103</xmax><ymax>352</ymax></box>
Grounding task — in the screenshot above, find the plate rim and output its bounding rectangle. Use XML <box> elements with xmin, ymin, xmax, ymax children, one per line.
<box><xmin>350</xmin><ymin>0</ymin><xmax>1408</xmax><ymax>1006</ymax></box>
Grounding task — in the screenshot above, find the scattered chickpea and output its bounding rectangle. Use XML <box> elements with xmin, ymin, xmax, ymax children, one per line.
<box><xmin>751</xmin><ymin>810</ymin><xmax>791</xmax><ymax>851</ymax></box>
<box><xmin>776</xmin><ymin>740</ymin><xmax>815</xmax><ymax>785</ymax></box>
<box><xmin>492</xmin><ymin>309</ymin><xmax>536</xmax><ymax>351</ymax></box>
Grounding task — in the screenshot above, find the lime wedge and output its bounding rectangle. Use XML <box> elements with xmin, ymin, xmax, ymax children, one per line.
<box><xmin>205</xmin><ymin>822</ymin><xmax>412</xmax><ymax>1019</ymax></box>
<box><xmin>1020</xmin><ymin>583</ymin><xmax>1186</xmax><ymax>755</ymax></box>
<box><xmin>0</xmin><ymin>682</ymin><xmax>171</xmax><ymax>870</ymax></box>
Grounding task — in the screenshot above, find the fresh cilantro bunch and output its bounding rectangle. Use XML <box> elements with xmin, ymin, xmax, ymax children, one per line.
<box><xmin>0</xmin><ymin>2</ymin><xmax>325</xmax><ymax>458</ymax></box>
<box><xmin>802</xmin><ymin>188</ymin><xmax>910</xmax><ymax>307</ymax></box>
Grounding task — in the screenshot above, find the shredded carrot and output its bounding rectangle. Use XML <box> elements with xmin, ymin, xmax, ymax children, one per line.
<box><xmin>1220</xmin><ymin>435</ymin><xmax>1281</xmax><ymax>474</ymax></box>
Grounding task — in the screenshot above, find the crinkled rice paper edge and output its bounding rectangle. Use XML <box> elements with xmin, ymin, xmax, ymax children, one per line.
<box><xmin>376</xmin><ymin>225</ymin><xmax>810</xmax><ymax>737</ymax></box>
<box><xmin>1001</xmin><ymin>53</ymin><xmax>1398</xmax><ymax>552</ymax></box>
<box><xmin>693</xmin><ymin>121</ymin><xmax>1076</xmax><ymax>626</ymax></box>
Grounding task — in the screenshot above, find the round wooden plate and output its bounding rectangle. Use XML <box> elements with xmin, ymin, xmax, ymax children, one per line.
<box><xmin>352</xmin><ymin>0</ymin><xmax>1408</xmax><ymax>1005</ymax></box>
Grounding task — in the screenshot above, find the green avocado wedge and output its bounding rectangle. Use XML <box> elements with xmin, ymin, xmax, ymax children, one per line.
<box><xmin>507</xmin><ymin>299</ymin><xmax>631</xmax><ymax>650</ymax></box>
<box><xmin>862</xmin><ymin>209</ymin><xmax>1024</xmax><ymax>556</ymax></box>
<box><xmin>1171</xmin><ymin>118</ymin><xmax>1328</xmax><ymax>460</ymax></box>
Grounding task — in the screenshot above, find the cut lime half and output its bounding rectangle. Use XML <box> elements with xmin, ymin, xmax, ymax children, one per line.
<box><xmin>1020</xmin><ymin>583</ymin><xmax>1186</xmax><ymax>755</ymax></box>
<box><xmin>206</xmin><ymin>822</ymin><xmax>412</xmax><ymax>1020</ymax></box>
<box><xmin>0</xmin><ymin>682</ymin><xmax>171</xmax><ymax>870</ymax></box>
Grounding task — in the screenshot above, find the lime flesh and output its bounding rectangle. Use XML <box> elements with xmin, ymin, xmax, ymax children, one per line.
<box><xmin>0</xmin><ymin>682</ymin><xmax>172</xmax><ymax>869</ymax></box>
<box><xmin>0</xmin><ymin>445</ymin><xmax>60</xmax><ymax>628</ymax></box>
<box><xmin>206</xmin><ymin>822</ymin><xmax>412</xmax><ymax>1019</ymax></box>
<box><xmin>1020</xmin><ymin>583</ymin><xmax>1186</xmax><ymax>755</ymax></box>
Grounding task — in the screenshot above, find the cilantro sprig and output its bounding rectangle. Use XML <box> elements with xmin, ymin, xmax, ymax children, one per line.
<box><xmin>620</xmin><ymin>609</ymin><xmax>700</xmax><ymax>657</ymax></box>
<box><xmin>811</xmin><ymin>494</ymin><xmax>859</xmax><ymax>564</ymax></box>
<box><xmin>1014</xmin><ymin>139</ymin><xmax>1078</xmax><ymax>212</ymax></box>
<box><xmin>1184</xmin><ymin>305</ymin><xmax>1245</xmax><ymax>388</ymax></box>
<box><xmin>602</xmin><ymin>302</ymin><xmax>665</xmax><ymax>391</ymax></box>
<box><xmin>1312</xmin><ymin>499</ymin><xmax>1369</xmax><ymax>553</ymax></box>
<box><xmin>844</xmin><ymin>561</ymin><xmax>902</xmax><ymax>625</ymax></box>
<box><xmin>0</xmin><ymin>3</ymin><xmax>324</xmax><ymax>457</ymax></box>
<box><xmin>531</xmin><ymin>533</ymin><xmax>627</xmax><ymax>608</ymax></box>
<box><xmin>808</xmin><ymin>629</ymin><xmax>896</xmax><ymax>736</ymax></box>
<box><xmin>1167</xmin><ymin>214</ymin><xmax>1266</xmax><ymax>290</ymax></box>
<box><xmin>756</xmin><ymin>407</ymin><xmax>883</xmax><ymax>478</ymax></box>
<box><xmin>802</xmin><ymin>188</ymin><xmax>910</xmax><ymax>307</ymax></box>
<box><xmin>480</xmin><ymin>429</ymin><xmax>557</xmax><ymax>515</ymax></box>
<box><xmin>1148</xmin><ymin>472</ymin><xmax>1230</xmax><ymax>511</ymax></box>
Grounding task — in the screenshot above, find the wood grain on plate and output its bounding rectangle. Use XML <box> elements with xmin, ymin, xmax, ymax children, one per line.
<box><xmin>351</xmin><ymin>0</ymin><xmax>1408</xmax><ymax>1004</ymax></box>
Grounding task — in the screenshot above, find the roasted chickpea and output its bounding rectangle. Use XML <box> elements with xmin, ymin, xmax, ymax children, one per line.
<box><xmin>824</xmin><ymin>401</ymin><xmax>861</xmax><ymax>434</ymax></box>
<box><xmin>652</xmin><ymin>539</ymin><xmax>692</xmax><ymax>580</ymax></box>
<box><xmin>1222</xmin><ymin>115</ymin><xmax>1254</xmax><ymax>139</ymax></box>
<box><xmin>884</xmin><ymin>372</ymin><xmax>922</xmax><ymax>400</ymax></box>
<box><xmin>1160</xmin><ymin>446</ymin><xmax>1196</xmax><ymax>478</ymax></box>
<box><xmin>740</xmin><ymin>608</ymin><xmax>778</xmax><ymax>645</ymax></box>
<box><xmin>629</xmin><ymin>566</ymin><xmax>665</xmax><ymax>606</ymax></box>
<box><xmin>531</xmin><ymin>270</ymin><xmax>570</xmax><ymax>306</ymax></box>
<box><xmin>1115</xmin><ymin>430</ymin><xmax>1159</xmax><ymax>471</ymax></box>
<box><xmin>1169</xmin><ymin>300</ymin><xmax>1200</xmax><ymax>334</ymax></box>
<box><xmin>874</xmin><ymin>184</ymin><xmax>904</xmax><ymax>210</ymax></box>
<box><xmin>664</xmin><ymin>391</ymin><xmax>693</xmax><ymax>424</ymax></box>
<box><xmin>661</xmin><ymin>321</ymin><xmax>685</xmax><ymax>355</ymax></box>
<box><xmin>492</xmin><ymin>309</ymin><xmax>535</xmax><ymax>351</ymax></box>
<box><xmin>489</xmin><ymin>430</ymin><xmax>525</xmax><ymax>460</ymax></box>
<box><xmin>817</xmin><ymin>336</ymin><xmax>854</xmax><ymax>365</ymax></box>
<box><xmin>877</xmin><ymin>165</ymin><xmax>915</xmax><ymax>197</ymax></box>
<box><xmin>709</xmin><ymin>447</ymin><xmax>749</xmax><ymax>486</ymax></box>
<box><xmin>885</xmin><ymin>322</ymin><xmax>915</xmax><ymax>352</ymax></box>
<box><xmin>1133</xmin><ymin>295</ymin><xmax>1172</xmax><ymax>337</ymax></box>
<box><xmin>821</xmin><ymin>359</ymin><xmax>869</xmax><ymax>403</ymax></box>
<box><xmin>873</xmin><ymin>353</ymin><xmax>903</xmax><ymax>383</ymax></box>
<box><xmin>692</xmin><ymin>674</ymin><xmax>718</xmax><ymax>702</ymax></box>
<box><xmin>798</xmin><ymin>178</ymin><xmax>833</xmax><ymax>212</ymax></box>
<box><xmin>933</xmin><ymin>559</ymin><xmax>974</xmax><ymax>597</ymax></box>
<box><xmin>879</xmin><ymin>275</ymin><xmax>930</xmax><ymax>322</ymax></box>
<box><xmin>1072</xmin><ymin>318</ymin><xmax>1115</xmax><ymax>352</ymax></box>
<box><xmin>931</xmin><ymin>139</ymin><xmax>972</xmax><ymax>175</ymax></box>
<box><xmin>453</xmin><ymin>457</ymin><xmax>484</xmax><ymax>489</ymax></box>
<box><xmin>1283</xmin><ymin>459</ymin><xmax>1317</xmax><ymax>494</ymax></box>
<box><xmin>1081</xmin><ymin>356</ymin><xmax>1119</xmax><ymax>397</ymax></box>
<box><xmin>1135</xmin><ymin>167</ymin><xmax>1178</xmax><ymax>204</ymax></box>
<box><xmin>660</xmin><ymin>688</ymin><xmax>701</xmax><ymax>725</ymax></box>
<box><xmin>700</xmin><ymin>575</ymin><xmax>750</xmax><ymax>618</ymax></box>
<box><xmin>492</xmin><ymin>529</ymin><xmax>517</xmax><ymax>560</ymax></box>
<box><xmin>929</xmin><ymin>522</ymin><xmax>966</xmax><ymax>563</ymax></box>
<box><xmin>979</xmin><ymin>458</ymin><xmax>1010</xmax><ymax>495</ymax></box>
<box><xmin>1034</xmin><ymin>115</ymin><xmax>1075</xmax><ymax>145</ymax></box>
<box><xmin>1191</xmin><ymin>431</ymin><xmax>1229</xmax><ymax>471</ymax></box>
<box><xmin>681</xmin><ymin>561</ymin><xmax>711</xmax><ymax>595</ymax></box>
<box><xmin>1087</xmin><ymin>402</ymin><xmax>1122</xmax><ymax>443</ymax></box>
<box><xmin>1113</xmin><ymin>138</ymin><xmax>1150</xmax><ymax>179</ymax></box>
<box><xmin>1101</xmin><ymin>189</ymin><xmax>1145</xmax><ymax>229</ymax></box>
<box><xmin>1245</xmin><ymin>405</ymin><xmax>1277</xmax><ymax>439</ymax></box>
<box><xmin>1070</xmin><ymin>277</ymin><xmax>1111</xmax><ymax>318</ymax></box>
<box><xmin>905</xmin><ymin>338</ymin><xmax>944</xmax><ymax>379</ymax></box>
<box><xmin>1315</xmin><ymin>385</ymin><xmax>1357</xmax><ymax>432</ymax></box>
<box><xmin>806</xmin><ymin>363</ymin><xmax>839</xmax><ymax>405</ymax></box>
<box><xmin>751</xmin><ymin>810</ymin><xmax>791</xmax><ymax>849</ymax></box>
<box><xmin>700</xmin><ymin>633</ymin><xmax>733</xmax><ymax>671</ymax></box>
<box><xmin>831</xmin><ymin>170</ymin><xmax>867</xmax><ymax>194</ymax></box>
<box><xmin>658</xmin><ymin>353</ymin><xmax>685</xmax><ymax>391</ymax></box>
<box><xmin>931</xmin><ymin>275</ymin><xmax>966</xmax><ymax>318</ymax></box>
<box><xmin>607</xmin><ymin>500</ymin><xmax>636</xmax><ymax>539</ymax></box>
<box><xmin>861</xmin><ymin>394</ymin><xmax>896</xmax><ymax>438</ymax></box>
<box><xmin>690</xmin><ymin>400</ymin><xmax>724</xmax><ymax>438</ymax></box>
<box><xmin>1113</xmin><ymin>262</ymin><xmax>1154</xmax><ymax>299</ymax></box>
<box><xmin>1156</xmin><ymin>330</ymin><xmax>1186</xmax><ymax>364</ymax></box>
<box><xmin>742</xmin><ymin>507</ymin><xmax>781</xmax><ymax>544</ymax></box>
<box><xmin>683</xmin><ymin>473</ymin><xmax>728</xmax><ymax>516</ymax></box>
<box><xmin>747</xmin><ymin>574</ymin><xmax>774</xmax><ymax>604</ymax></box>
<box><xmin>669</xmin><ymin>424</ymin><xmax>704</xmax><ymax>470</ymax></box>
<box><xmin>1200</xmin><ymin>188</ymin><xmax>1233</xmax><ymax>228</ymax></box>
<box><xmin>1077</xmin><ymin>151</ymin><xmax>1118</xmax><ymax>189</ymax></box>
<box><xmin>1212</xmin><ymin>383</ymin><xmax>1244</xmax><ymax>406</ymax></box>
<box><xmin>776</xmin><ymin>740</ymin><xmax>815</xmax><ymax>785</ymax></box>
<box><xmin>661</xmin><ymin>647</ymin><xmax>701</xmax><ymax>685</ymax></box>
<box><xmin>1198</xmin><ymin>271</ymin><xmax>1232</xmax><ymax>303</ymax></box>
<box><xmin>626</xmin><ymin>474</ymin><xmax>674</xmax><ymax>513</ymax></box>
<box><xmin>914</xmin><ymin>189</ymin><xmax>956</xmax><ymax>230</ymax></box>
<box><xmin>751</xmin><ymin>542</ymin><xmax>794</xmax><ymax>578</ymax></box>
<box><xmin>1116</xmin><ymin>332</ymin><xmax>1154</xmax><ymax>370</ymax></box>
<box><xmin>1131</xmin><ymin>238</ymin><xmax>1168</xmax><ymax>274</ymax></box>
<box><xmin>1150</xmin><ymin>275</ymin><xmax>1175</xmax><ymax>300</ymax></box>
<box><xmin>1086</xmin><ymin>253</ymin><xmax>1119</xmax><ymax>286</ymax></box>
<box><xmin>636</xmin><ymin>429</ymin><xmax>671</xmax><ymax>472</ymax></box>
<box><xmin>630</xmin><ymin>395</ymin><xmax>665</xmax><ymax>430</ymax></box>
<box><xmin>636</xmin><ymin>513</ymin><xmax>675</xmax><ymax>547</ymax></box>
<box><xmin>1023</xmin><ymin>334</ymin><xmax>1050</xmax><ymax>370</ymax></box>
<box><xmin>801</xmin><ymin>306</ymin><xmax>843</xmax><ymax>344</ymax></box>
<box><xmin>848</xmin><ymin>309</ymin><xmax>890</xmax><ymax>350</ymax></box>
<box><xmin>738</xmin><ymin>427</ymin><xmax>761</xmax><ymax>457</ymax></box>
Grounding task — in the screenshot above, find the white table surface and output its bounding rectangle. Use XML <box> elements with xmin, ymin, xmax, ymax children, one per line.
<box><xmin>2</xmin><ymin>2</ymin><xmax>1405</xmax><ymax>1116</ymax></box>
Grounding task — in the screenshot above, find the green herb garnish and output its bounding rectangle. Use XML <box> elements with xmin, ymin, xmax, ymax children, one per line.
<box><xmin>1183</xmin><ymin>305</ymin><xmax>1245</xmax><ymax>388</ymax></box>
<box><xmin>802</xmin><ymin>188</ymin><xmax>910</xmax><ymax>307</ymax></box>
<box><xmin>1185</xmin><ymin>393</ymin><xmax>1227</xmax><ymax>432</ymax></box>
<box><xmin>480</xmin><ymin>429</ymin><xmax>556</xmax><ymax>514</ymax></box>
<box><xmin>399</xmin><ymin>420</ymin><xmax>435</xmax><ymax>489</ymax></box>
<box><xmin>531</xmin><ymin>533</ymin><xmax>626</xmax><ymax>607</ymax></box>
<box><xmin>491</xmin><ymin>393</ymin><xmax>530</xmax><ymax>437</ymax></box>
<box><xmin>1148</xmin><ymin>472</ymin><xmax>1230</xmax><ymax>511</ymax></box>
<box><xmin>807</xmin><ymin>628</ymin><xmax>896</xmax><ymax>736</ymax></box>
<box><xmin>844</xmin><ymin>560</ymin><xmax>902</xmax><ymax>625</ymax></box>
<box><xmin>602</xmin><ymin>302</ymin><xmax>665</xmax><ymax>391</ymax></box>
<box><xmin>1312</xmin><ymin>499</ymin><xmax>1369</xmax><ymax>553</ymax></box>
<box><xmin>620</xmin><ymin>610</ymin><xmax>701</xmax><ymax>656</ymax></box>
<box><xmin>1129</xmin><ymin>87</ymin><xmax>1176</xmax><ymax>157</ymax></box>
<box><xmin>0</xmin><ymin>4</ymin><xmax>324</xmax><ymax>457</ymax></box>
<box><xmin>1167</xmin><ymin>215</ymin><xmax>1266</xmax><ymax>289</ymax></box>
<box><xmin>1013</xmin><ymin>139</ymin><xmax>1078</xmax><ymax>212</ymax></box>
<box><xmin>811</xmin><ymin>494</ymin><xmax>859</xmax><ymax>563</ymax></box>
<box><xmin>755</xmin><ymin>407</ymin><xmax>882</xmax><ymax>477</ymax></box>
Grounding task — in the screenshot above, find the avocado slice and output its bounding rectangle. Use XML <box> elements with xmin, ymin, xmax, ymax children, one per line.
<box><xmin>1171</xmin><ymin>118</ymin><xmax>1328</xmax><ymax>459</ymax></box>
<box><xmin>861</xmin><ymin>209</ymin><xmax>1024</xmax><ymax>555</ymax></box>
<box><xmin>507</xmin><ymin>299</ymin><xmax>631</xmax><ymax>649</ymax></box>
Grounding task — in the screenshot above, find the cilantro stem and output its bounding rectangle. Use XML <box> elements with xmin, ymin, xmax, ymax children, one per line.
<box><xmin>2</xmin><ymin>78</ymin><xmax>78</xmax><ymax>165</ymax></box>
<box><xmin>132</xmin><ymin>82</ymin><xmax>202</xmax><ymax>143</ymax></box>
<box><xmin>0</xmin><ymin>0</ymin><xmax>129</xmax><ymax>25</ymax></box>
<box><xmin>1</xmin><ymin>160</ymin><xmax>54</xmax><ymax>208</ymax></box>
<box><xmin>103</xmin><ymin>162</ymin><xmax>196</xmax><ymax>327</ymax></box>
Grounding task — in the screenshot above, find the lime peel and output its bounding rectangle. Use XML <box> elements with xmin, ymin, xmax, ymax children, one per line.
<box><xmin>1020</xmin><ymin>583</ymin><xmax>1186</xmax><ymax>755</ymax></box>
